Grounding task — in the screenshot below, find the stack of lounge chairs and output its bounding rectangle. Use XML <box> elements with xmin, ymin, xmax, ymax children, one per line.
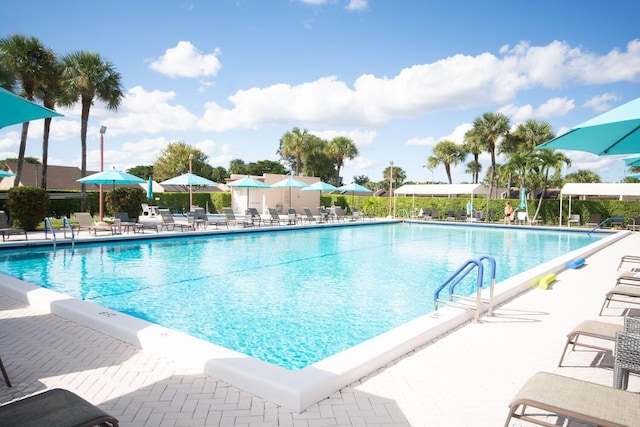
<box><xmin>503</xmin><ymin>253</ymin><xmax>640</xmax><ymax>426</ymax></box>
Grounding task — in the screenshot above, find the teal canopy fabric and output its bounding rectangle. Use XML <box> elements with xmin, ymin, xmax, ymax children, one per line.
<box><xmin>0</xmin><ymin>87</ymin><xmax>63</xmax><ymax>129</ymax></box>
<box><xmin>536</xmin><ymin>97</ymin><xmax>640</xmax><ymax>155</ymax></box>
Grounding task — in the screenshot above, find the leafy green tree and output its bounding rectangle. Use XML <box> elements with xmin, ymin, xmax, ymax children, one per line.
<box><xmin>470</xmin><ymin>112</ymin><xmax>510</xmax><ymax>197</ymax></box>
<box><xmin>280</xmin><ymin>127</ymin><xmax>311</xmax><ymax>175</ymax></box>
<box><xmin>353</xmin><ymin>175</ymin><xmax>370</xmax><ymax>186</ymax></box>
<box><xmin>0</xmin><ymin>35</ymin><xmax>48</xmax><ymax>190</ymax></box>
<box><xmin>153</xmin><ymin>141</ymin><xmax>208</xmax><ymax>181</ymax></box>
<box><xmin>325</xmin><ymin>136</ymin><xmax>358</xmax><ymax>185</ymax></box>
<box><xmin>382</xmin><ymin>165</ymin><xmax>406</xmax><ymax>190</ymax></box>
<box><xmin>60</xmin><ymin>51</ymin><xmax>124</xmax><ymax>211</ymax></box>
<box><xmin>0</xmin><ymin>157</ymin><xmax>41</xmax><ymax>165</ymax></box>
<box><xmin>7</xmin><ymin>186</ymin><xmax>48</xmax><ymax>230</ymax></box>
<box><xmin>245</xmin><ymin>160</ymin><xmax>288</xmax><ymax>176</ymax></box>
<box><xmin>427</xmin><ymin>140</ymin><xmax>466</xmax><ymax>184</ymax></box>
<box><xmin>211</xmin><ymin>166</ymin><xmax>229</xmax><ymax>183</ymax></box>
<box><xmin>302</xmin><ymin>136</ymin><xmax>334</xmax><ymax>182</ymax></box>
<box><xmin>229</xmin><ymin>159</ymin><xmax>248</xmax><ymax>175</ymax></box>
<box><xmin>127</xmin><ymin>165</ymin><xmax>154</xmax><ymax>180</ymax></box>
<box><xmin>564</xmin><ymin>169</ymin><xmax>601</xmax><ymax>183</ymax></box>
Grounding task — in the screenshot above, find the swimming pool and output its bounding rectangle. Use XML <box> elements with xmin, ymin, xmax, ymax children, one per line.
<box><xmin>0</xmin><ymin>222</ymin><xmax>604</xmax><ymax>371</ymax></box>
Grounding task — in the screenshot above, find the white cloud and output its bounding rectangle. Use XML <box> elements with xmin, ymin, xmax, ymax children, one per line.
<box><xmin>500</xmin><ymin>98</ymin><xmax>575</xmax><ymax>123</ymax></box>
<box><xmin>149</xmin><ymin>41</ymin><xmax>222</xmax><ymax>78</ymax></box>
<box><xmin>583</xmin><ymin>92</ymin><xmax>621</xmax><ymax>112</ymax></box>
<box><xmin>310</xmin><ymin>129</ymin><xmax>376</xmax><ymax>147</ymax></box>
<box><xmin>346</xmin><ymin>0</ymin><xmax>368</xmax><ymax>11</ymax></box>
<box><xmin>198</xmin><ymin>40</ymin><xmax>640</xmax><ymax>132</ymax></box>
<box><xmin>406</xmin><ymin>136</ymin><xmax>436</xmax><ymax>146</ymax></box>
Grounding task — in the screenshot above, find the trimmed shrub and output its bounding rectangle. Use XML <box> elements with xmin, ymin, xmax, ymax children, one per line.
<box><xmin>7</xmin><ymin>186</ymin><xmax>49</xmax><ymax>230</ymax></box>
<box><xmin>106</xmin><ymin>188</ymin><xmax>145</xmax><ymax>219</ymax></box>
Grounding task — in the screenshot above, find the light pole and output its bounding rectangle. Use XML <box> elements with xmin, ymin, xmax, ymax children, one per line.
<box><xmin>99</xmin><ymin>126</ymin><xmax>107</xmax><ymax>222</ymax></box>
<box><xmin>188</xmin><ymin>153</ymin><xmax>194</xmax><ymax>209</ymax></box>
<box><xmin>388</xmin><ymin>161</ymin><xmax>394</xmax><ymax>217</ymax></box>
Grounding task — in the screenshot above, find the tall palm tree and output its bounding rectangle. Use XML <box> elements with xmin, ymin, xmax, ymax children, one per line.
<box><xmin>463</xmin><ymin>128</ymin><xmax>483</xmax><ymax>183</ymax></box>
<box><xmin>427</xmin><ymin>140</ymin><xmax>466</xmax><ymax>184</ymax></box>
<box><xmin>60</xmin><ymin>51</ymin><xmax>124</xmax><ymax>211</ymax></box>
<box><xmin>531</xmin><ymin>149</ymin><xmax>571</xmax><ymax>222</ymax></box>
<box><xmin>471</xmin><ymin>112</ymin><xmax>510</xmax><ymax>198</ymax></box>
<box><xmin>325</xmin><ymin>136</ymin><xmax>358</xmax><ymax>186</ymax></box>
<box><xmin>383</xmin><ymin>165</ymin><xmax>406</xmax><ymax>190</ymax></box>
<box><xmin>280</xmin><ymin>127</ymin><xmax>311</xmax><ymax>176</ymax></box>
<box><xmin>36</xmin><ymin>48</ymin><xmax>64</xmax><ymax>189</ymax></box>
<box><xmin>511</xmin><ymin>119</ymin><xmax>554</xmax><ymax>152</ymax></box>
<box><xmin>0</xmin><ymin>35</ymin><xmax>47</xmax><ymax>188</ymax></box>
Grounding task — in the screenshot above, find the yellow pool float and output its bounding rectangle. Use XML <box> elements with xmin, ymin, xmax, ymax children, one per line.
<box><xmin>538</xmin><ymin>273</ymin><xmax>556</xmax><ymax>290</ymax></box>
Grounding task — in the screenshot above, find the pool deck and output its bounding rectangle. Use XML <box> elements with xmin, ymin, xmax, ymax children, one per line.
<box><xmin>0</xmin><ymin>225</ymin><xmax>639</xmax><ymax>426</ymax></box>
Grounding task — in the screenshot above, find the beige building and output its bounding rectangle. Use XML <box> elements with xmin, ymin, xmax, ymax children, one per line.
<box><xmin>227</xmin><ymin>174</ymin><xmax>321</xmax><ymax>214</ymax></box>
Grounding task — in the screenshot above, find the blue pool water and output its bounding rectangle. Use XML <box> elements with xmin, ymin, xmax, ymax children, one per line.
<box><xmin>0</xmin><ymin>223</ymin><xmax>600</xmax><ymax>370</ymax></box>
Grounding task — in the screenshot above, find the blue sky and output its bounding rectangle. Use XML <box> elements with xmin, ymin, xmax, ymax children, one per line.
<box><xmin>2</xmin><ymin>0</ymin><xmax>640</xmax><ymax>184</ymax></box>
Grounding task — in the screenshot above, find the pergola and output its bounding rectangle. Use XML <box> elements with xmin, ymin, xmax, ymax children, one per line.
<box><xmin>393</xmin><ymin>184</ymin><xmax>485</xmax><ymax>217</ymax></box>
<box><xmin>560</xmin><ymin>183</ymin><xmax>640</xmax><ymax>226</ymax></box>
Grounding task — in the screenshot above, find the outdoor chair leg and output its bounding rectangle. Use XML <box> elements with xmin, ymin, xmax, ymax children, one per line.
<box><xmin>0</xmin><ymin>357</ymin><xmax>11</xmax><ymax>387</ymax></box>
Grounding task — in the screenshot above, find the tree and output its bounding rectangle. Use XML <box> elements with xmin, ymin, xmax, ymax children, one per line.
<box><xmin>280</xmin><ymin>127</ymin><xmax>311</xmax><ymax>175</ymax></box>
<box><xmin>382</xmin><ymin>165</ymin><xmax>406</xmax><ymax>190</ymax></box>
<box><xmin>0</xmin><ymin>157</ymin><xmax>41</xmax><ymax>165</ymax></box>
<box><xmin>471</xmin><ymin>112</ymin><xmax>510</xmax><ymax>197</ymax></box>
<box><xmin>245</xmin><ymin>160</ymin><xmax>287</xmax><ymax>176</ymax></box>
<box><xmin>353</xmin><ymin>175</ymin><xmax>370</xmax><ymax>186</ymax></box>
<box><xmin>211</xmin><ymin>166</ymin><xmax>229</xmax><ymax>183</ymax></box>
<box><xmin>302</xmin><ymin>136</ymin><xmax>334</xmax><ymax>182</ymax></box>
<box><xmin>37</xmin><ymin>48</ymin><xmax>64</xmax><ymax>189</ymax></box>
<box><xmin>153</xmin><ymin>141</ymin><xmax>208</xmax><ymax>181</ymax></box>
<box><xmin>0</xmin><ymin>35</ymin><xmax>48</xmax><ymax>190</ymax></box>
<box><xmin>564</xmin><ymin>170</ymin><xmax>601</xmax><ymax>183</ymax></box>
<box><xmin>531</xmin><ymin>150</ymin><xmax>571</xmax><ymax>222</ymax></box>
<box><xmin>60</xmin><ymin>51</ymin><xmax>124</xmax><ymax>211</ymax></box>
<box><xmin>229</xmin><ymin>159</ymin><xmax>248</xmax><ymax>175</ymax></box>
<box><xmin>463</xmin><ymin>128</ymin><xmax>483</xmax><ymax>183</ymax></box>
<box><xmin>127</xmin><ymin>165</ymin><xmax>154</xmax><ymax>180</ymax></box>
<box><xmin>325</xmin><ymin>136</ymin><xmax>358</xmax><ymax>186</ymax></box>
<box><xmin>427</xmin><ymin>140</ymin><xmax>466</xmax><ymax>184</ymax></box>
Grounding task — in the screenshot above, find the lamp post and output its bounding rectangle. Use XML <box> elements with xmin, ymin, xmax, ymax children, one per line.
<box><xmin>188</xmin><ymin>153</ymin><xmax>194</xmax><ymax>209</ymax></box>
<box><xmin>388</xmin><ymin>161</ymin><xmax>394</xmax><ymax>217</ymax></box>
<box><xmin>99</xmin><ymin>126</ymin><xmax>107</xmax><ymax>222</ymax></box>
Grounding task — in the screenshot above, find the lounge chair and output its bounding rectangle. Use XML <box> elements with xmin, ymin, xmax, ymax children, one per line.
<box><xmin>267</xmin><ymin>208</ymin><xmax>286</xmax><ymax>225</ymax></box>
<box><xmin>419</xmin><ymin>208</ymin><xmax>432</xmax><ymax>220</ymax></box>
<box><xmin>618</xmin><ymin>254</ymin><xmax>640</xmax><ymax>271</ymax></box>
<box><xmin>585</xmin><ymin>213</ymin><xmax>602</xmax><ymax>227</ymax></box>
<box><xmin>556</xmin><ymin>318</ymin><xmax>640</xmax><ymax>366</ymax></box>
<box><xmin>431</xmin><ymin>208</ymin><xmax>440</xmax><ymax>220</ymax></box>
<box><xmin>303</xmin><ymin>207</ymin><xmax>320</xmax><ymax>223</ymax></box>
<box><xmin>445</xmin><ymin>211</ymin><xmax>455</xmax><ymax>221</ymax></box>
<box><xmin>627</xmin><ymin>217</ymin><xmax>640</xmax><ymax>231</ymax></box>
<box><xmin>0</xmin><ymin>388</ymin><xmax>119</xmax><ymax>426</ymax></box>
<box><xmin>334</xmin><ymin>207</ymin><xmax>351</xmax><ymax>222</ymax></box>
<box><xmin>614</xmin><ymin>330</ymin><xmax>640</xmax><ymax>390</ymax></box>
<box><xmin>74</xmin><ymin>212</ymin><xmax>114</xmax><ymax>236</ymax></box>
<box><xmin>0</xmin><ymin>211</ymin><xmax>27</xmax><ymax>241</ymax></box>
<box><xmin>223</xmin><ymin>208</ymin><xmax>253</xmax><ymax>228</ymax></box>
<box><xmin>193</xmin><ymin>207</ymin><xmax>228</xmax><ymax>229</ymax></box>
<box><xmin>247</xmin><ymin>208</ymin><xmax>268</xmax><ymax>226</ymax></box>
<box><xmin>599</xmin><ymin>284</ymin><xmax>640</xmax><ymax>315</ymax></box>
<box><xmin>157</xmin><ymin>209</ymin><xmax>193</xmax><ymax>232</ymax></box>
<box><xmin>318</xmin><ymin>206</ymin><xmax>333</xmax><ymax>222</ymax></box>
<box><xmin>287</xmin><ymin>208</ymin><xmax>302</xmax><ymax>224</ymax></box>
<box><xmin>350</xmin><ymin>207</ymin><xmax>365</xmax><ymax>221</ymax></box>
<box><xmin>0</xmin><ymin>356</ymin><xmax>10</xmax><ymax>387</ymax></box>
<box><xmin>504</xmin><ymin>372</ymin><xmax>640</xmax><ymax>427</ymax></box>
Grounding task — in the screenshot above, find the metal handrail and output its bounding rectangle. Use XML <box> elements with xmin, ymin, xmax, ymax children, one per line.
<box><xmin>43</xmin><ymin>217</ymin><xmax>56</xmax><ymax>249</ymax></box>
<box><xmin>62</xmin><ymin>216</ymin><xmax>75</xmax><ymax>249</ymax></box>
<box><xmin>588</xmin><ymin>217</ymin><xmax>626</xmax><ymax>236</ymax></box>
<box><xmin>433</xmin><ymin>255</ymin><xmax>496</xmax><ymax>321</ymax></box>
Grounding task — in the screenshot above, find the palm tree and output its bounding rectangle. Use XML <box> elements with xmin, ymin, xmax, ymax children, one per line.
<box><xmin>531</xmin><ymin>150</ymin><xmax>571</xmax><ymax>222</ymax></box>
<box><xmin>0</xmin><ymin>35</ymin><xmax>48</xmax><ymax>188</ymax></box>
<box><xmin>280</xmin><ymin>127</ymin><xmax>311</xmax><ymax>176</ymax></box>
<box><xmin>463</xmin><ymin>128</ymin><xmax>483</xmax><ymax>183</ymax></box>
<box><xmin>383</xmin><ymin>165</ymin><xmax>406</xmax><ymax>190</ymax></box>
<box><xmin>60</xmin><ymin>51</ymin><xmax>124</xmax><ymax>211</ymax></box>
<box><xmin>325</xmin><ymin>136</ymin><xmax>358</xmax><ymax>186</ymax></box>
<box><xmin>564</xmin><ymin>169</ymin><xmax>601</xmax><ymax>183</ymax></box>
<box><xmin>471</xmin><ymin>112</ymin><xmax>510</xmax><ymax>197</ymax></box>
<box><xmin>511</xmin><ymin>119</ymin><xmax>554</xmax><ymax>151</ymax></box>
<box><xmin>427</xmin><ymin>140</ymin><xmax>466</xmax><ymax>184</ymax></box>
<box><xmin>36</xmin><ymin>48</ymin><xmax>64</xmax><ymax>189</ymax></box>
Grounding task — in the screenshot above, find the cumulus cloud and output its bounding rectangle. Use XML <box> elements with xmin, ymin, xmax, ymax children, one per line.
<box><xmin>198</xmin><ymin>39</ymin><xmax>640</xmax><ymax>132</ymax></box>
<box><xmin>583</xmin><ymin>92</ymin><xmax>621</xmax><ymax>112</ymax></box>
<box><xmin>346</xmin><ymin>0</ymin><xmax>368</xmax><ymax>11</ymax></box>
<box><xmin>149</xmin><ymin>41</ymin><xmax>222</xmax><ymax>78</ymax></box>
<box><xmin>500</xmin><ymin>98</ymin><xmax>575</xmax><ymax>123</ymax></box>
<box><xmin>406</xmin><ymin>136</ymin><xmax>436</xmax><ymax>146</ymax></box>
<box><xmin>310</xmin><ymin>129</ymin><xmax>376</xmax><ymax>147</ymax></box>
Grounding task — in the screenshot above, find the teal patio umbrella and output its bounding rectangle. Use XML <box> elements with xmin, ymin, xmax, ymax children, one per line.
<box><xmin>0</xmin><ymin>170</ymin><xmax>14</xmax><ymax>178</ymax></box>
<box><xmin>0</xmin><ymin>87</ymin><xmax>63</xmax><ymax>128</ymax></box>
<box><xmin>147</xmin><ymin>176</ymin><xmax>154</xmax><ymax>200</ymax></box>
<box><xmin>227</xmin><ymin>176</ymin><xmax>270</xmax><ymax>209</ymax></box>
<box><xmin>270</xmin><ymin>177</ymin><xmax>308</xmax><ymax>210</ymax></box>
<box><xmin>336</xmin><ymin>182</ymin><xmax>372</xmax><ymax>205</ymax></box>
<box><xmin>301</xmin><ymin>181</ymin><xmax>337</xmax><ymax>193</ymax></box>
<box><xmin>536</xmin><ymin>97</ymin><xmax>640</xmax><ymax>155</ymax></box>
<box><xmin>77</xmin><ymin>169</ymin><xmax>146</xmax><ymax>188</ymax></box>
<box><xmin>159</xmin><ymin>173</ymin><xmax>218</xmax><ymax>186</ymax></box>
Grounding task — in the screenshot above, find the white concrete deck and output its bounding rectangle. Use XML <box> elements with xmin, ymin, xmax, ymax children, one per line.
<box><xmin>0</xmin><ymin>226</ymin><xmax>639</xmax><ymax>426</ymax></box>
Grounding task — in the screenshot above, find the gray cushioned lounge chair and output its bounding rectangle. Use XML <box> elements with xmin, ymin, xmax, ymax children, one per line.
<box><xmin>599</xmin><ymin>284</ymin><xmax>640</xmax><ymax>315</ymax></box>
<box><xmin>0</xmin><ymin>388</ymin><xmax>119</xmax><ymax>426</ymax></box>
<box><xmin>0</xmin><ymin>211</ymin><xmax>27</xmax><ymax>241</ymax></box>
<box><xmin>504</xmin><ymin>372</ymin><xmax>640</xmax><ymax>427</ymax></box>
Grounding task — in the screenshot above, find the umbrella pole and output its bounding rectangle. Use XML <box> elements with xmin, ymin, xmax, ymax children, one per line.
<box><xmin>99</xmin><ymin>183</ymin><xmax>104</xmax><ymax>222</ymax></box>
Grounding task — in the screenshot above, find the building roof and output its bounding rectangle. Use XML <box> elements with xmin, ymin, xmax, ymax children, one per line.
<box><xmin>0</xmin><ymin>162</ymin><xmax>97</xmax><ymax>191</ymax></box>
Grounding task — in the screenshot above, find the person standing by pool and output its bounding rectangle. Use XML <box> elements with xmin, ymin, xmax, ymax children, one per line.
<box><xmin>504</xmin><ymin>201</ymin><xmax>514</xmax><ymax>224</ymax></box>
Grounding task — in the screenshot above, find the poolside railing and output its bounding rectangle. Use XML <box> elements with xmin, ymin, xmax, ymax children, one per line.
<box><xmin>433</xmin><ymin>255</ymin><xmax>496</xmax><ymax>322</ymax></box>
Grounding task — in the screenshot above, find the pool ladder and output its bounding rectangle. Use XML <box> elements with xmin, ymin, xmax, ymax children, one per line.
<box><xmin>433</xmin><ymin>255</ymin><xmax>496</xmax><ymax>322</ymax></box>
<box><xmin>44</xmin><ymin>216</ymin><xmax>74</xmax><ymax>249</ymax></box>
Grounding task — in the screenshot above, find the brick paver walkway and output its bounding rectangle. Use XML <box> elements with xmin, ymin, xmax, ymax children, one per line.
<box><xmin>0</xmin><ymin>229</ymin><xmax>638</xmax><ymax>426</ymax></box>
